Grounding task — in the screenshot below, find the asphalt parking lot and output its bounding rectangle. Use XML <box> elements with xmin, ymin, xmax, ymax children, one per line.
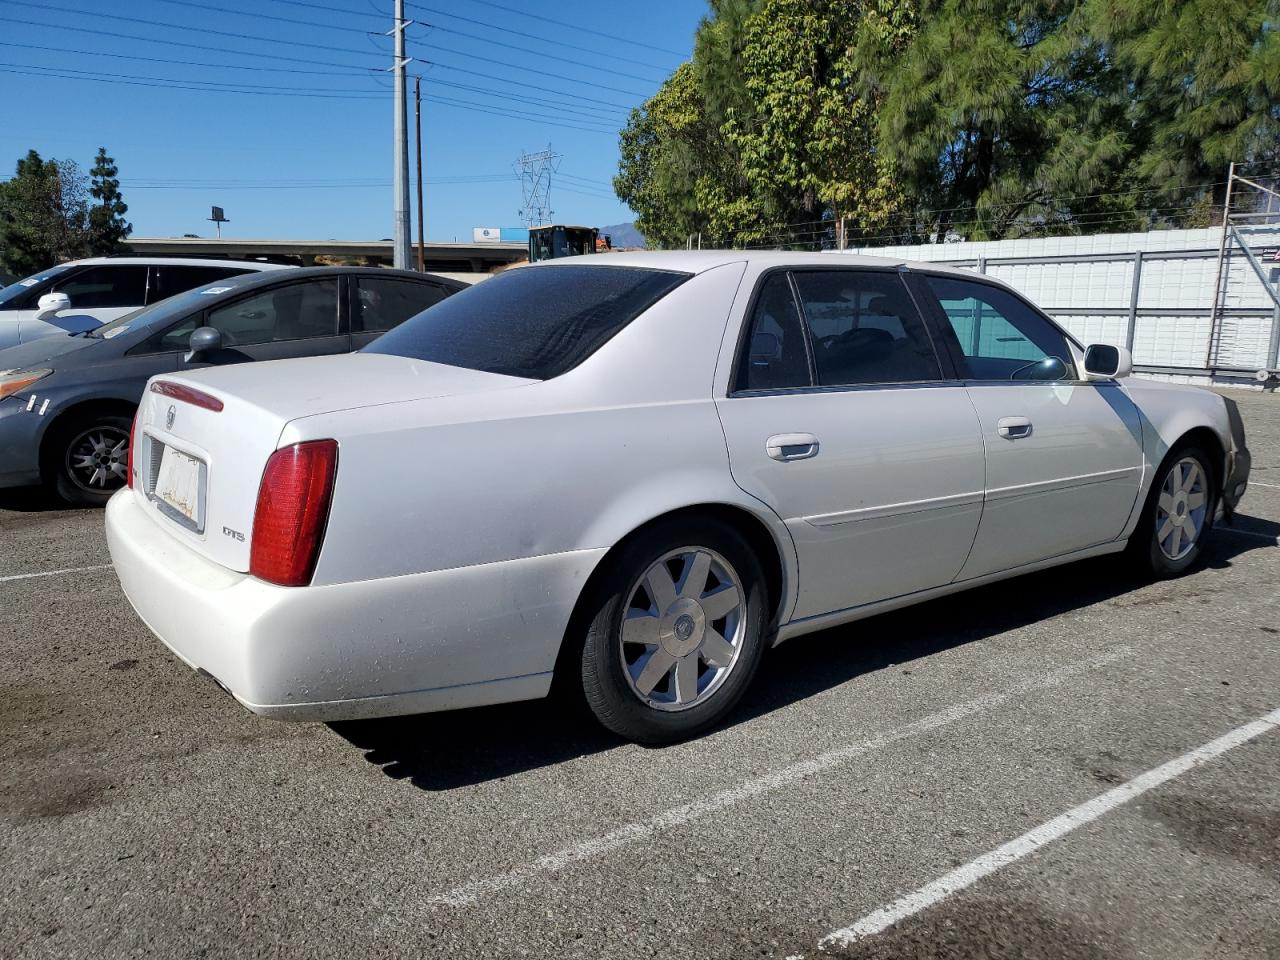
<box><xmin>2</xmin><ymin>388</ymin><xmax>1278</xmax><ymax>960</ymax></box>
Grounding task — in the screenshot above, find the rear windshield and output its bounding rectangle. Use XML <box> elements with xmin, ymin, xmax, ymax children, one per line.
<box><xmin>363</xmin><ymin>264</ymin><xmax>690</xmax><ymax>380</ymax></box>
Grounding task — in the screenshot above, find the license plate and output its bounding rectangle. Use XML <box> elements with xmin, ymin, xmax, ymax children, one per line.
<box><xmin>154</xmin><ymin>446</ymin><xmax>204</xmax><ymax>526</ymax></box>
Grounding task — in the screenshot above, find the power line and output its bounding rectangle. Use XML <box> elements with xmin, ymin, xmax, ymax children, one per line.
<box><xmin>0</xmin><ymin>15</ymin><xmax>381</xmax><ymax>71</ymax></box>
<box><xmin>147</xmin><ymin>0</ymin><xmax>372</xmax><ymax>34</ymax></box>
<box><xmin>8</xmin><ymin>1</ymin><xmax>383</xmax><ymax>60</ymax></box>
<box><xmin>0</xmin><ymin>39</ymin><xmax>374</xmax><ymax>77</ymax></box>
<box><xmin>408</xmin><ymin>4</ymin><xmax>671</xmax><ymax>72</ymax></box>
<box><xmin>0</xmin><ymin>24</ymin><xmax>634</xmax><ymax>112</ymax></box>
<box><xmin>0</xmin><ymin>64</ymin><xmax>621</xmax><ymax>133</ymax></box>
<box><xmin>462</xmin><ymin>0</ymin><xmax>686</xmax><ymax>58</ymax></box>
<box><xmin>411</xmin><ymin>22</ymin><xmax>665</xmax><ymax>84</ymax></box>
<box><xmin>415</xmin><ymin>44</ymin><xmax>651</xmax><ymax>98</ymax></box>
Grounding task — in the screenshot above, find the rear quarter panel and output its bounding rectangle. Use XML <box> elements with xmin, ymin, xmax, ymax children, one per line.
<box><xmin>292</xmin><ymin>261</ymin><xmax>798</xmax><ymax>617</ymax></box>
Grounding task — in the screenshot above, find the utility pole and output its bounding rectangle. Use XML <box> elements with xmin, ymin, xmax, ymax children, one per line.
<box><xmin>415</xmin><ymin>75</ymin><xmax>425</xmax><ymax>273</ymax></box>
<box><xmin>391</xmin><ymin>0</ymin><xmax>411</xmax><ymax>269</ymax></box>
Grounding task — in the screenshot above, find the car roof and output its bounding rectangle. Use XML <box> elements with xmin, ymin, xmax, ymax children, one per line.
<box><xmin>527</xmin><ymin>249</ymin><xmax>1002</xmax><ymax>286</ymax></box>
<box><xmin>56</xmin><ymin>256</ymin><xmax>294</xmax><ymax>271</ymax></box>
<box><xmin>216</xmin><ymin>266</ymin><xmax>468</xmax><ymax>292</ymax></box>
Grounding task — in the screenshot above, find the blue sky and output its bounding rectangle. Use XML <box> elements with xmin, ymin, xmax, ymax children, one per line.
<box><xmin>0</xmin><ymin>0</ymin><xmax>704</xmax><ymax>241</ymax></box>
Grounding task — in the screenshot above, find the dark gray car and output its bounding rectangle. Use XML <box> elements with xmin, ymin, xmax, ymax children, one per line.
<box><xmin>0</xmin><ymin>267</ymin><xmax>464</xmax><ymax>505</ymax></box>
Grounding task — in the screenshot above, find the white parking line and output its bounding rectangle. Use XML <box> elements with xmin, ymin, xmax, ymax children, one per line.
<box><xmin>1218</xmin><ymin>527</ymin><xmax>1279</xmax><ymax>543</ymax></box>
<box><xmin>820</xmin><ymin>705</ymin><xmax>1280</xmax><ymax>950</ymax></box>
<box><xmin>0</xmin><ymin>563</ymin><xmax>112</xmax><ymax>584</ymax></box>
<box><xmin>1248</xmin><ymin>480</ymin><xmax>1280</xmax><ymax>489</ymax></box>
<box><xmin>425</xmin><ymin>647</ymin><xmax>1133</xmax><ymax>908</ymax></box>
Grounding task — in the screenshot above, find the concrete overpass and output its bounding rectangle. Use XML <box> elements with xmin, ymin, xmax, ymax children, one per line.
<box><xmin>125</xmin><ymin>237</ymin><xmax>528</xmax><ymax>273</ymax></box>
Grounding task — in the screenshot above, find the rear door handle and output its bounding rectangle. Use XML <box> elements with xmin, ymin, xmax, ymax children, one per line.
<box><xmin>997</xmin><ymin>416</ymin><xmax>1033</xmax><ymax>439</ymax></box>
<box><xmin>766</xmin><ymin>433</ymin><xmax>820</xmax><ymax>461</ymax></box>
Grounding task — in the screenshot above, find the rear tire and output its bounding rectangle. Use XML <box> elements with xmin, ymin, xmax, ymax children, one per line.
<box><xmin>577</xmin><ymin>517</ymin><xmax>768</xmax><ymax>745</ymax></box>
<box><xmin>47</xmin><ymin>413</ymin><xmax>133</xmax><ymax>507</ymax></box>
<box><xmin>1128</xmin><ymin>444</ymin><xmax>1217</xmax><ymax>578</ymax></box>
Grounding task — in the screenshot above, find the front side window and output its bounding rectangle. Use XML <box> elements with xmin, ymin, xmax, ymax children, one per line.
<box><xmin>355</xmin><ymin>277</ymin><xmax>448</xmax><ymax>333</ymax></box>
<box><xmin>144</xmin><ymin>279</ymin><xmax>339</xmax><ymax>352</ymax></box>
<box><xmin>793</xmin><ymin>271</ymin><xmax>942</xmax><ymax>386</ymax></box>
<box><xmin>52</xmin><ymin>265</ymin><xmax>148</xmax><ymax>308</ymax></box>
<box><xmin>365</xmin><ymin>265</ymin><xmax>689</xmax><ymax>380</ymax></box>
<box><xmin>0</xmin><ymin>264</ymin><xmax>76</xmax><ymax>308</ymax></box>
<box><xmin>204</xmin><ymin>278</ymin><xmax>339</xmax><ymax>345</ymax></box>
<box><xmin>736</xmin><ymin>273</ymin><xmax>812</xmax><ymax>391</ymax></box>
<box><xmin>925</xmin><ymin>276</ymin><xmax>1074</xmax><ymax>381</ymax></box>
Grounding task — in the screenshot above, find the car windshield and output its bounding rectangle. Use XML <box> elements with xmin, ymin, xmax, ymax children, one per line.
<box><xmin>363</xmin><ymin>264</ymin><xmax>690</xmax><ymax>380</ymax></box>
<box><xmin>88</xmin><ymin>275</ymin><xmax>256</xmax><ymax>339</ymax></box>
<box><xmin>0</xmin><ymin>264</ymin><xmax>77</xmax><ymax>307</ymax></box>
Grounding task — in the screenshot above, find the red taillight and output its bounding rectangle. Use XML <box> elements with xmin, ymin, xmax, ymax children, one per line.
<box><xmin>150</xmin><ymin>380</ymin><xmax>224</xmax><ymax>413</ymax></box>
<box><xmin>127</xmin><ymin>411</ymin><xmax>140</xmax><ymax>489</ymax></box>
<box><xmin>249</xmin><ymin>440</ymin><xmax>338</xmax><ymax>587</ymax></box>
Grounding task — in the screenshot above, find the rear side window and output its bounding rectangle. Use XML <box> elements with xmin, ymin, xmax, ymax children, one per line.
<box><xmin>365</xmin><ymin>265</ymin><xmax>689</xmax><ymax>380</ymax></box>
<box><xmin>147</xmin><ymin>265</ymin><xmax>249</xmax><ymax>304</ymax></box>
<box><xmin>355</xmin><ymin>277</ymin><xmax>448</xmax><ymax>333</ymax></box>
<box><xmin>793</xmin><ymin>271</ymin><xmax>942</xmax><ymax>386</ymax></box>
<box><xmin>52</xmin><ymin>265</ymin><xmax>148</xmax><ymax>308</ymax></box>
<box><xmin>736</xmin><ymin>273</ymin><xmax>812</xmax><ymax>391</ymax></box>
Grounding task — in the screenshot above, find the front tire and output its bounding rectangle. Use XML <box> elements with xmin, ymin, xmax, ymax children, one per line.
<box><xmin>47</xmin><ymin>413</ymin><xmax>133</xmax><ymax>507</ymax></box>
<box><xmin>578</xmin><ymin>517</ymin><xmax>768</xmax><ymax>745</ymax></box>
<box><xmin>1130</xmin><ymin>445</ymin><xmax>1216</xmax><ymax>578</ymax></box>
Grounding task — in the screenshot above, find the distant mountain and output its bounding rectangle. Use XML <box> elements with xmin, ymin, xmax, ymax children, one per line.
<box><xmin>601</xmin><ymin>222</ymin><xmax>645</xmax><ymax>249</ymax></box>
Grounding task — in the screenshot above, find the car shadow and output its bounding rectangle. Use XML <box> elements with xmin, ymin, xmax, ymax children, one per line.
<box><xmin>333</xmin><ymin>515</ymin><xmax>1276</xmax><ymax>792</ymax></box>
<box><xmin>0</xmin><ymin>485</ymin><xmax>83</xmax><ymax>513</ymax></box>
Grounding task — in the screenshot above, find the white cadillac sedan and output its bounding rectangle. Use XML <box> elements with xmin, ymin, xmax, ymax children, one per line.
<box><xmin>106</xmin><ymin>252</ymin><xmax>1251</xmax><ymax>744</ymax></box>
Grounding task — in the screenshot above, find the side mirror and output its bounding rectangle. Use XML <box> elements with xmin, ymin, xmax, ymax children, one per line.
<box><xmin>35</xmin><ymin>292</ymin><xmax>71</xmax><ymax>320</ymax></box>
<box><xmin>1084</xmin><ymin>343</ymin><xmax>1132</xmax><ymax>380</ymax></box>
<box><xmin>185</xmin><ymin>326</ymin><xmax>222</xmax><ymax>362</ymax></box>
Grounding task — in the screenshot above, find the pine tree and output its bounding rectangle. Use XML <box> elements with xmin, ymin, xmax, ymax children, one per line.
<box><xmin>88</xmin><ymin>147</ymin><xmax>132</xmax><ymax>256</ymax></box>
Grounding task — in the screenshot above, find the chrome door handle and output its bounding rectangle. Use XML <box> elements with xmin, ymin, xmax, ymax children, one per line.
<box><xmin>766</xmin><ymin>433</ymin><xmax>820</xmax><ymax>461</ymax></box>
<box><xmin>997</xmin><ymin>417</ymin><xmax>1033</xmax><ymax>439</ymax></box>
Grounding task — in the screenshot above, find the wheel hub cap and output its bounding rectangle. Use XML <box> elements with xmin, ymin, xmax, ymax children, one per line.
<box><xmin>661</xmin><ymin>603</ymin><xmax>705</xmax><ymax>658</ymax></box>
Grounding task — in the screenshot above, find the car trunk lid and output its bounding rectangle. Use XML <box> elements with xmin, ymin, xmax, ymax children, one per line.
<box><xmin>134</xmin><ymin>353</ymin><xmax>533</xmax><ymax>572</ymax></box>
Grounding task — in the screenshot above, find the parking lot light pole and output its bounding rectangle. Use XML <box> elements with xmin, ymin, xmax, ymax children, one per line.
<box><xmin>415</xmin><ymin>75</ymin><xmax>425</xmax><ymax>273</ymax></box>
<box><xmin>391</xmin><ymin>0</ymin><xmax>412</xmax><ymax>270</ymax></box>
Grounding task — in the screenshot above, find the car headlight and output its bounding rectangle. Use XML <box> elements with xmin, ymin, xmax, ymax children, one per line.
<box><xmin>0</xmin><ymin>368</ymin><xmax>52</xmax><ymax>400</ymax></box>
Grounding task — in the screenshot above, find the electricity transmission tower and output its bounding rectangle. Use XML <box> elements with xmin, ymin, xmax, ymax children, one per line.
<box><xmin>514</xmin><ymin>147</ymin><xmax>561</xmax><ymax>227</ymax></box>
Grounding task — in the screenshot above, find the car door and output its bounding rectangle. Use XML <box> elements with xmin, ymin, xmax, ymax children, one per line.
<box><xmin>913</xmin><ymin>272</ymin><xmax>1144</xmax><ymax>579</ymax></box>
<box><xmin>715</xmin><ymin>267</ymin><xmax>986</xmax><ymax>621</ymax></box>
<box><xmin>349</xmin><ymin>275</ymin><xmax>451</xmax><ymax>348</ymax></box>
<box><xmin>169</xmin><ymin>276</ymin><xmax>352</xmax><ymax>367</ymax></box>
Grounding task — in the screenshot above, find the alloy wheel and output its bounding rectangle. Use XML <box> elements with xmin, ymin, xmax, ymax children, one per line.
<box><xmin>65</xmin><ymin>426</ymin><xmax>130</xmax><ymax>494</ymax></box>
<box><xmin>1155</xmin><ymin>457</ymin><xmax>1207</xmax><ymax>561</ymax></box>
<box><xmin>618</xmin><ymin>547</ymin><xmax>746</xmax><ymax>712</ymax></box>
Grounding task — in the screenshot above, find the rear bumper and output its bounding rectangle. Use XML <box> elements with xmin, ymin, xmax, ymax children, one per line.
<box><xmin>105</xmin><ymin>488</ymin><xmax>605</xmax><ymax>720</ymax></box>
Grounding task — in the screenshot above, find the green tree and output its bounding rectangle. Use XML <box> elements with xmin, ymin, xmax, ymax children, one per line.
<box><xmin>856</xmin><ymin>1</ymin><xmax>1142</xmax><ymax>241</ymax></box>
<box><xmin>726</xmin><ymin>0</ymin><xmax>915</xmax><ymax>245</ymax></box>
<box><xmin>88</xmin><ymin>147</ymin><xmax>132</xmax><ymax>255</ymax></box>
<box><xmin>615</xmin><ymin>63</ymin><xmax>744</xmax><ymax>247</ymax></box>
<box><xmin>0</xmin><ymin>150</ymin><xmax>90</xmax><ymax>275</ymax></box>
<box><xmin>1084</xmin><ymin>0</ymin><xmax>1280</xmax><ymax>194</ymax></box>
